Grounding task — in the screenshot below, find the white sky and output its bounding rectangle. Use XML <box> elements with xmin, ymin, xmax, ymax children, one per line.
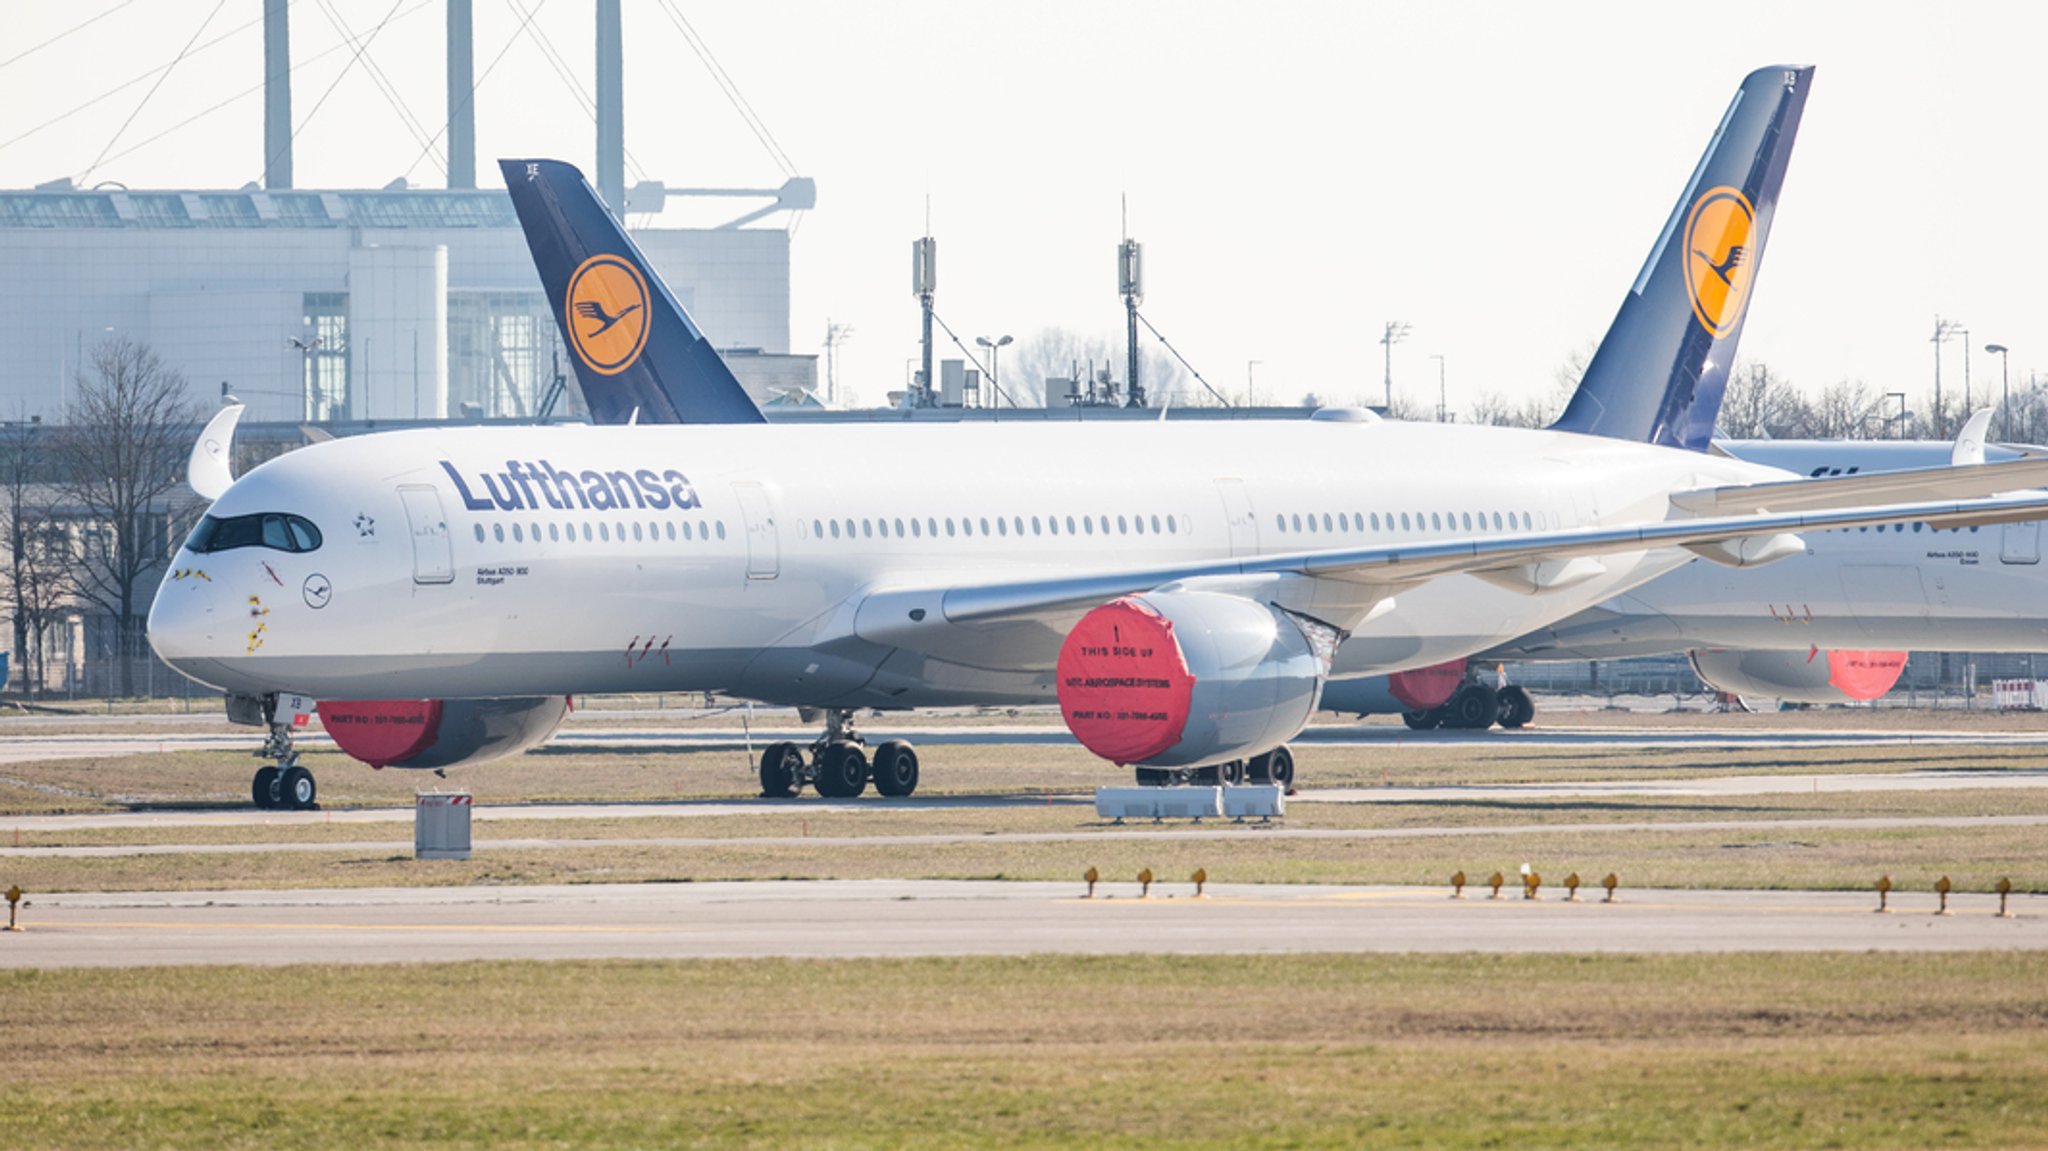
<box><xmin>4</xmin><ymin>1</ymin><xmax>2046</xmax><ymax>416</ymax></box>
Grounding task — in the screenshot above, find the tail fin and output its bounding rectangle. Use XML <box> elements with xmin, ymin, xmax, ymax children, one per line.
<box><xmin>500</xmin><ymin>158</ymin><xmax>766</xmax><ymax>425</ymax></box>
<box><xmin>1549</xmin><ymin>66</ymin><xmax>1811</xmax><ymax>451</ymax></box>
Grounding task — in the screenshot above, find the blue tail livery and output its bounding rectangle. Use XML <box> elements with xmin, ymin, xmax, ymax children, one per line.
<box><xmin>500</xmin><ymin>158</ymin><xmax>767</xmax><ymax>426</ymax></box>
<box><xmin>1550</xmin><ymin>66</ymin><xmax>1812</xmax><ymax>452</ymax></box>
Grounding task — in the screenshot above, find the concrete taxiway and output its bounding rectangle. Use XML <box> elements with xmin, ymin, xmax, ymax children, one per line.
<box><xmin>1</xmin><ymin>880</ymin><xmax>2036</xmax><ymax>968</ymax></box>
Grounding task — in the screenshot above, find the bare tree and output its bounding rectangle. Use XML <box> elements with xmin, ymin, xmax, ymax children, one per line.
<box><xmin>1464</xmin><ymin>389</ymin><xmax>1562</xmax><ymax>428</ymax></box>
<box><xmin>52</xmin><ymin>337</ymin><xmax>201</xmax><ymax>697</ymax></box>
<box><xmin>1717</xmin><ymin>362</ymin><xmax>1799</xmax><ymax>439</ymax></box>
<box><xmin>0</xmin><ymin>426</ymin><xmax>68</xmax><ymax>697</ymax></box>
<box><xmin>1004</xmin><ymin>328</ymin><xmax>1191</xmax><ymax>407</ymax></box>
<box><xmin>1808</xmin><ymin>379</ymin><xmax>1881</xmax><ymax>439</ymax></box>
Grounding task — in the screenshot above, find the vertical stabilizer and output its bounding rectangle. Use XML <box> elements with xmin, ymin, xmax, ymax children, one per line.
<box><xmin>500</xmin><ymin>158</ymin><xmax>766</xmax><ymax>425</ymax></box>
<box><xmin>1550</xmin><ymin>67</ymin><xmax>1811</xmax><ymax>451</ymax></box>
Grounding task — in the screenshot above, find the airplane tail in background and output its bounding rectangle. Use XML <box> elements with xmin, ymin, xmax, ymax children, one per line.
<box><xmin>1549</xmin><ymin>66</ymin><xmax>1811</xmax><ymax>452</ymax></box>
<box><xmin>500</xmin><ymin>158</ymin><xmax>766</xmax><ymax>426</ymax></box>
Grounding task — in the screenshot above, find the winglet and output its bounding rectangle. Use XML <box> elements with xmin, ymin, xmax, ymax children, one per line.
<box><xmin>1952</xmin><ymin>408</ymin><xmax>1992</xmax><ymax>466</ymax></box>
<box><xmin>1550</xmin><ymin>67</ymin><xmax>1813</xmax><ymax>452</ymax></box>
<box><xmin>500</xmin><ymin>159</ymin><xmax>767</xmax><ymax>426</ymax></box>
<box><xmin>187</xmin><ymin>403</ymin><xmax>244</xmax><ymax>501</ymax></box>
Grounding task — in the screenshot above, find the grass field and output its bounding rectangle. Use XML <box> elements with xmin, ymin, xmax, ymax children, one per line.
<box><xmin>5</xmin><ymin>708</ymin><xmax>2047</xmax><ymax>1146</ymax></box>
<box><xmin>3</xmin><ymin>953</ymin><xmax>2044</xmax><ymax>1149</ymax></box>
<box><xmin>4</xmin><ymin>722</ymin><xmax>2046</xmax><ymax>895</ymax></box>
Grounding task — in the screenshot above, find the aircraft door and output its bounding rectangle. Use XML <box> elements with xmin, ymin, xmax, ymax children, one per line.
<box><xmin>732</xmin><ymin>482</ymin><xmax>779</xmax><ymax>580</ymax></box>
<box><xmin>398</xmin><ymin>485</ymin><xmax>455</xmax><ymax>585</ymax></box>
<box><xmin>1215</xmin><ymin>479</ymin><xmax>1258</xmax><ymax>557</ymax></box>
<box><xmin>2001</xmin><ymin>521</ymin><xmax>2040</xmax><ymax>565</ymax></box>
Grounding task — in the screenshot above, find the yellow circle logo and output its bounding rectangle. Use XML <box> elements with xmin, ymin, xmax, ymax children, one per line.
<box><xmin>1683</xmin><ymin>186</ymin><xmax>1757</xmax><ymax>338</ymax></box>
<box><xmin>565</xmin><ymin>255</ymin><xmax>650</xmax><ymax>375</ymax></box>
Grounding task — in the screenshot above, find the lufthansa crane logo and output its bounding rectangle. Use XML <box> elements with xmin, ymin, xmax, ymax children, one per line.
<box><xmin>1682</xmin><ymin>185</ymin><xmax>1757</xmax><ymax>338</ymax></box>
<box><xmin>565</xmin><ymin>254</ymin><xmax>650</xmax><ymax>375</ymax></box>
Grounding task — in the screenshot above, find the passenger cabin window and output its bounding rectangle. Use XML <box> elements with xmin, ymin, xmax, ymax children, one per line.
<box><xmin>184</xmin><ymin>512</ymin><xmax>323</xmax><ymax>555</ymax></box>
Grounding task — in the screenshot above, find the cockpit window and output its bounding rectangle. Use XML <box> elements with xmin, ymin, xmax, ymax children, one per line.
<box><xmin>185</xmin><ymin>513</ymin><xmax>323</xmax><ymax>555</ymax></box>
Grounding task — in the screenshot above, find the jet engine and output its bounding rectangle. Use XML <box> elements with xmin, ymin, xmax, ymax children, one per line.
<box><xmin>1056</xmin><ymin>591</ymin><xmax>1337</xmax><ymax>767</ymax></box>
<box><xmin>317</xmin><ymin>696</ymin><xmax>571</xmax><ymax>769</ymax></box>
<box><xmin>1688</xmin><ymin>648</ymin><xmax>1907</xmax><ymax>705</ymax></box>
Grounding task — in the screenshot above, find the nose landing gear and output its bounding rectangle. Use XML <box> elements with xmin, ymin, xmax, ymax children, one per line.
<box><xmin>246</xmin><ymin>695</ymin><xmax>318</xmax><ymax>810</ymax></box>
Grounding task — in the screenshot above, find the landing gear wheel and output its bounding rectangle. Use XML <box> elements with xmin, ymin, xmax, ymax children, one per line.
<box><xmin>1250</xmin><ymin>746</ymin><xmax>1296</xmax><ymax>792</ymax></box>
<box><xmin>1216</xmin><ymin>759</ymin><xmax>1247</xmax><ymax>786</ymax></box>
<box><xmin>1497</xmin><ymin>685</ymin><xmax>1536</xmax><ymax>729</ymax></box>
<box><xmin>1401</xmin><ymin>707</ymin><xmax>1444</xmax><ymax>731</ymax></box>
<box><xmin>871</xmin><ymin>740</ymin><xmax>920</xmax><ymax>798</ymax></box>
<box><xmin>759</xmin><ymin>742</ymin><xmax>803</xmax><ymax>798</ymax></box>
<box><xmin>252</xmin><ymin>766</ymin><xmax>281</xmax><ymax>809</ymax></box>
<box><xmin>814</xmin><ymin>743</ymin><xmax>870</xmax><ymax>799</ymax></box>
<box><xmin>1448</xmin><ymin>684</ymin><xmax>1499</xmax><ymax>730</ymax></box>
<box><xmin>281</xmin><ymin>765</ymin><xmax>317</xmax><ymax>810</ymax></box>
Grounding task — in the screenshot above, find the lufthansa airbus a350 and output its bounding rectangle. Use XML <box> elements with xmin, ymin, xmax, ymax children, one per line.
<box><xmin>150</xmin><ymin>67</ymin><xmax>2048</xmax><ymax>809</ymax></box>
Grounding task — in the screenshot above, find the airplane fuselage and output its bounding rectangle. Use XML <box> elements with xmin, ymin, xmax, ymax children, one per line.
<box><xmin>148</xmin><ymin>417</ymin><xmax>1787</xmax><ymax>706</ymax></box>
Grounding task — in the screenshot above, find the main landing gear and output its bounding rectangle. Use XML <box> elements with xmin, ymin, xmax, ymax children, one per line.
<box><xmin>759</xmin><ymin>708</ymin><xmax>921</xmax><ymax>800</ymax></box>
<box><xmin>1401</xmin><ymin>680</ymin><xmax>1536</xmax><ymax>731</ymax></box>
<box><xmin>1134</xmin><ymin>745</ymin><xmax>1296</xmax><ymax>793</ymax></box>
<box><xmin>250</xmin><ymin>699</ymin><xmax>318</xmax><ymax>810</ymax></box>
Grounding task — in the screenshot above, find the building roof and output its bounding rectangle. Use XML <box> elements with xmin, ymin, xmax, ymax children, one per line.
<box><xmin>0</xmin><ymin>188</ymin><xmax>520</xmax><ymax>230</ymax></box>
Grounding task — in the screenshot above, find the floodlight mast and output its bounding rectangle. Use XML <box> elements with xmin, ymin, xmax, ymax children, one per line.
<box><xmin>1931</xmin><ymin>316</ymin><xmax>1961</xmax><ymax>438</ymax></box>
<box><xmin>1381</xmin><ymin>321</ymin><xmax>1412</xmax><ymax>410</ymax></box>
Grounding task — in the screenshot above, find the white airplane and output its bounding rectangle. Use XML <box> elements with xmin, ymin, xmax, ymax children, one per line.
<box><xmin>1320</xmin><ymin>422</ymin><xmax>2048</xmax><ymax>723</ymax></box>
<box><xmin>149</xmin><ymin>66</ymin><xmax>2048</xmax><ymax>810</ymax></box>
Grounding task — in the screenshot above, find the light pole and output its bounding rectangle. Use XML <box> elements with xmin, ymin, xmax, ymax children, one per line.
<box><xmin>290</xmin><ymin>334</ymin><xmax>325</xmax><ymax>420</ymax></box>
<box><xmin>975</xmin><ymin>334</ymin><xmax>1012</xmax><ymax>409</ymax></box>
<box><xmin>1986</xmin><ymin>343</ymin><xmax>2011</xmax><ymax>441</ymax></box>
<box><xmin>1247</xmin><ymin>360</ymin><xmax>1262</xmax><ymax>407</ymax></box>
<box><xmin>1430</xmin><ymin>353</ymin><xmax>1447</xmax><ymax>422</ymax></box>
<box><xmin>1886</xmin><ymin>392</ymin><xmax>1907</xmax><ymax>440</ymax></box>
<box><xmin>1960</xmin><ymin>325</ymin><xmax>1972</xmax><ymax>413</ymax></box>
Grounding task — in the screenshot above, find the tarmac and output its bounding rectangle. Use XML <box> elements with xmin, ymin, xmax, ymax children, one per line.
<box><xmin>0</xmin><ymin>880</ymin><xmax>2036</xmax><ymax>967</ymax></box>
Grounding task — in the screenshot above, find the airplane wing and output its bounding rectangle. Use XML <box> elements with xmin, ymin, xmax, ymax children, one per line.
<box><xmin>1669</xmin><ymin>455</ymin><xmax>2048</xmax><ymax>516</ymax></box>
<box><xmin>853</xmin><ymin>489</ymin><xmax>2048</xmax><ymax>667</ymax></box>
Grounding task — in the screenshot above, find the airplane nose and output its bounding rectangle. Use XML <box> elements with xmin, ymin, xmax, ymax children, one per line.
<box><xmin>147</xmin><ymin>567</ymin><xmax>222</xmax><ymax>671</ymax></box>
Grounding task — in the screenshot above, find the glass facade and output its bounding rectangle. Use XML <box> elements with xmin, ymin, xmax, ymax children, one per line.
<box><xmin>300</xmin><ymin>292</ymin><xmax>349</xmax><ymax>421</ymax></box>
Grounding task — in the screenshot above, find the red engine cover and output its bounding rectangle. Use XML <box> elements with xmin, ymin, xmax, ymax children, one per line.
<box><xmin>1826</xmin><ymin>649</ymin><xmax>1908</xmax><ymax>701</ymax></box>
<box><xmin>1388</xmin><ymin>658</ymin><xmax>1468</xmax><ymax>711</ymax></box>
<box><xmin>1056</xmin><ymin>598</ymin><xmax>1197</xmax><ymax>765</ymax></box>
<box><xmin>318</xmin><ymin>700</ymin><xmax>445</xmax><ymax>768</ymax></box>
